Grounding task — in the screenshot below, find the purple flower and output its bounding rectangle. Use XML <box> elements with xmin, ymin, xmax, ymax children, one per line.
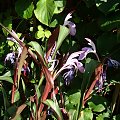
<box><xmin>96</xmin><ymin>70</ymin><xmax>106</xmax><ymax>91</ymax></box>
<box><xmin>63</xmin><ymin>66</ymin><xmax>75</xmax><ymax>85</ymax></box>
<box><xmin>64</xmin><ymin>12</ymin><xmax>76</xmax><ymax>36</ymax></box>
<box><xmin>79</xmin><ymin>38</ymin><xmax>99</xmax><ymax>61</ymax></box>
<box><xmin>7</xmin><ymin>30</ymin><xmax>24</xmax><ymax>57</ymax></box>
<box><xmin>107</xmin><ymin>58</ymin><xmax>120</xmax><ymax>68</ymax></box>
<box><xmin>4</xmin><ymin>52</ymin><xmax>16</xmax><ymax>65</ymax></box>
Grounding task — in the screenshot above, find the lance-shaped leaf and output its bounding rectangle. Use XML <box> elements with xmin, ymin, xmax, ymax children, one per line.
<box><xmin>18</xmin><ymin>46</ymin><xmax>28</xmax><ymax>87</ymax></box>
<box><xmin>77</xmin><ymin>58</ymin><xmax>99</xmax><ymax>119</ymax></box>
<box><xmin>11</xmin><ymin>104</ymin><xmax>27</xmax><ymax>120</ymax></box>
<box><xmin>52</xmin><ymin>25</ymin><xmax>69</xmax><ymax>59</ymax></box>
<box><xmin>43</xmin><ymin>99</ymin><xmax>63</xmax><ymax>120</ymax></box>
<box><xmin>28</xmin><ymin>41</ymin><xmax>45</xmax><ymax>62</ymax></box>
<box><xmin>0</xmin><ymin>76</ymin><xmax>13</xmax><ymax>84</ymax></box>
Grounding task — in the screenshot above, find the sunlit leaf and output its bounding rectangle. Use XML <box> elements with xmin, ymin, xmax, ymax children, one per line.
<box><xmin>44</xmin><ymin>30</ymin><xmax>51</xmax><ymax>38</ymax></box>
<box><xmin>54</xmin><ymin>0</ymin><xmax>66</xmax><ymax>14</ymax></box>
<box><xmin>28</xmin><ymin>41</ymin><xmax>44</xmax><ymax>61</ymax></box>
<box><xmin>15</xmin><ymin>0</ymin><xmax>34</xmax><ymax>19</ymax></box>
<box><xmin>0</xmin><ymin>76</ymin><xmax>13</xmax><ymax>83</ymax></box>
<box><xmin>52</xmin><ymin>25</ymin><xmax>69</xmax><ymax>59</ymax></box>
<box><xmin>34</xmin><ymin>0</ymin><xmax>55</xmax><ymax>26</ymax></box>
<box><xmin>79</xmin><ymin>108</ymin><xmax>93</xmax><ymax>120</ymax></box>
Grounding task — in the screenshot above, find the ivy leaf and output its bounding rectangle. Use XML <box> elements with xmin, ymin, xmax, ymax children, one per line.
<box><xmin>15</xmin><ymin>0</ymin><xmax>34</xmax><ymax>19</ymax></box>
<box><xmin>34</xmin><ymin>0</ymin><xmax>55</xmax><ymax>26</ymax></box>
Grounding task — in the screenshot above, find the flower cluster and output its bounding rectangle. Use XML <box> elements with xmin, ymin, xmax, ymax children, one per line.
<box><xmin>55</xmin><ymin>38</ymin><xmax>99</xmax><ymax>85</ymax></box>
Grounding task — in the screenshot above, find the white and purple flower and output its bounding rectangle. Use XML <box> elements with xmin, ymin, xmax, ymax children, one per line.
<box><xmin>63</xmin><ymin>12</ymin><xmax>76</xmax><ymax>36</ymax></box>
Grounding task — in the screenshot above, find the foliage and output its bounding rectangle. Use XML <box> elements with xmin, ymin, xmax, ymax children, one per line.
<box><xmin>0</xmin><ymin>0</ymin><xmax>120</xmax><ymax>120</ymax></box>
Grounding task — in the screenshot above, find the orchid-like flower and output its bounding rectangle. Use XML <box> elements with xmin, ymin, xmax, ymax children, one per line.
<box><xmin>63</xmin><ymin>12</ymin><xmax>76</xmax><ymax>36</ymax></box>
<box><xmin>4</xmin><ymin>52</ymin><xmax>16</xmax><ymax>65</ymax></box>
<box><xmin>79</xmin><ymin>38</ymin><xmax>99</xmax><ymax>61</ymax></box>
<box><xmin>54</xmin><ymin>51</ymin><xmax>85</xmax><ymax>81</ymax></box>
<box><xmin>7</xmin><ymin>30</ymin><xmax>24</xmax><ymax>57</ymax></box>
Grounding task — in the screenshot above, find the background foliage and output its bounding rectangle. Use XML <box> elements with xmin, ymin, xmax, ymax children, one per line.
<box><xmin>0</xmin><ymin>0</ymin><xmax>120</xmax><ymax>119</ymax></box>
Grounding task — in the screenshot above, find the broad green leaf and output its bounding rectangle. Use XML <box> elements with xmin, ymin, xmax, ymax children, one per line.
<box><xmin>15</xmin><ymin>0</ymin><xmax>34</xmax><ymax>19</ymax></box>
<box><xmin>88</xmin><ymin>95</ymin><xmax>107</xmax><ymax>112</ymax></box>
<box><xmin>69</xmin><ymin>91</ymin><xmax>81</xmax><ymax>105</ymax></box>
<box><xmin>96</xmin><ymin>113</ymin><xmax>109</xmax><ymax>120</ymax></box>
<box><xmin>0</xmin><ymin>76</ymin><xmax>13</xmax><ymax>84</ymax></box>
<box><xmin>52</xmin><ymin>25</ymin><xmax>69</xmax><ymax>59</ymax></box>
<box><xmin>79</xmin><ymin>108</ymin><xmax>93</xmax><ymax>120</ymax></box>
<box><xmin>69</xmin><ymin>109</ymin><xmax>77</xmax><ymax>120</ymax></box>
<box><xmin>34</xmin><ymin>0</ymin><xmax>55</xmax><ymax>26</ymax></box>
<box><xmin>44</xmin><ymin>99</ymin><xmax>63</xmax><ymax>120</ymax></box>
<box><xmin>88</xmin><ymin>102</ymin><xmax>105</xmax><ymax>112</ymax></box>
<box><xmin>18</xmin><ymin>46</ymin><xmax>28</xmax><ymax>87</ymax></box>
<box><xmin>28</xmin><ymin>41</ymin><xmax>44</xmax><ymax>60</ymax></box>
<box><xmin>54</xmin><ymin>0</ymin><xmax>66</xmax><ymax>14</ymax></box>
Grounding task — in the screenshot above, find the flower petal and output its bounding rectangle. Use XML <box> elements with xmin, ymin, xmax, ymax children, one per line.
<box><xmin>85</xmin><ymin>38</ymin><xmax>96</xmax><ymax>52</ymax></box>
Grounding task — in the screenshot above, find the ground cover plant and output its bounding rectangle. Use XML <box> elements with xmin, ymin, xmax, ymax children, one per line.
<box><xmin>0</xmin><ymin>0</ymin><xmax>120</xmax><ymax>119</ymax></box>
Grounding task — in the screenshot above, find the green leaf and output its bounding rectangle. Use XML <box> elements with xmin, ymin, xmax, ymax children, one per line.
<box><xmin>43</xmin><ymin>99</ymin><xmax>63</xmax><ymax>120</ymax></box>
<box><xmin>54</xmin><ymin>0</ymin><xmax>66</xmax><ymax>14</ymax></box>
<box><xmin>88</xmin><ymin>95</ymin><xmax>107</xmax><ymax>112</ymax></box>
<box><xmin>44</xmin><ymin>30</ymin><xmax>51</xmax><ymax>38</ymax></box>
<box><xmin>0</xmin><ymin>76</ymin><xmax>13</xmax><ymax>84</ymax></box>
<box><xmin>69</xmin><ymin>109</ymin><xmax>77</xmax><ymax>120</ymax></box>
<box><xmin>28</xmin><ymin>41</ymin><xmax>44</xmax><ymax>60</ymax></box>
<box><xmin>15</xmin><ymin>0</ymin><xmax>34</xmax><ymax>19</ymax></box>
<box><xmin>88</xmin><ymin>102</ymin><xmax>105</xmax><ymax>112</ymax></box>
<box><xmin>34</xmin><ymin>0</ymin><xmax>55</xmax><ymax>26</ymax></box>
<box><xmin>2</xmin><ymin>16</ymin><xmax>12</xmax><ymax>36</ymax></box>
<box><xmin>96</xmin><ymin>113</ymin><xmax>109</xmax><ymax>120</ymax></box>
<box><xmin>78</xmin><ymin>58</ymin><xmax>99</xmax><ymax>118</ymax></box>
<box><xmin>52</xmin><ymin>25</ymin><xmax>69</xmax><ymax>59</ymax></box>
<box><xmin>79</xmin><ymin>108</ymin><xmax>93</xmax><ymax>120</ymax></box>
<box><xmin>35</xmin><ymin>31</ymin><xmax>45</xmax><ymax>39</ymax></box>
<box><xmin>95</xmin><ymin>0</ymin><xmax>119</xmax><ymax>14</ymax></box>
<box><xmin>14</xmin><ymin>90</ymin><xmax>20</xmax><ymax>102</ymax></box>
<box><xmin>69</xmin><ymin>91</ymin><xmax>81</xmax><ymax>105</ymax></box>
<box><xmin>98</xmin><ymin>12</ymin><xmax>120</xmax><ymax>31</ymax></box>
